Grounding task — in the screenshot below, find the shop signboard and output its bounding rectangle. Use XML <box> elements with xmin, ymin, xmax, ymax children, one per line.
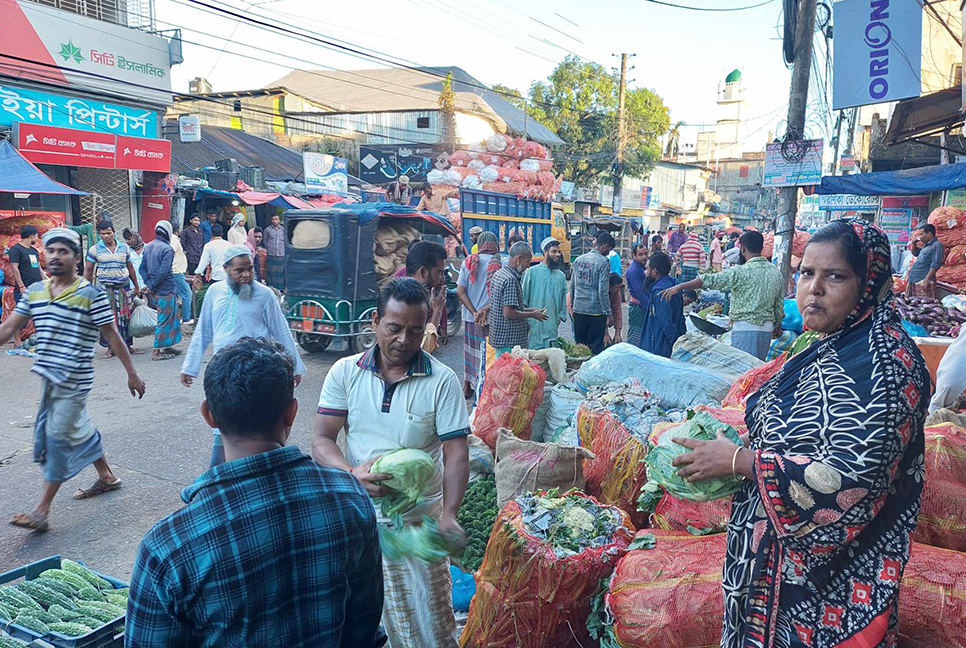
<box><xmin>944</xmin><ymin>188</ymin><xmax>966</xmax><ymax>211</ymax></box>
<box><xmin>359</xmin><ymin>144</ymin><xmax>443</xmax><ymax>184</ymax></box>
<box><xmin>179</xmin><ymin>115</ymin><xmax>201</xmax><ymax>143</ymax></box>
<box><xmin>839</xmin><ymin>154</ymin><xmax>856</xmax><ymax>172</ymax></box>
<box><xmin>0</xmin><ymin>1</ymin><xmax>174</xmax><ymax>104</ymax></box>
<box><xmin>879</xmin><ymin>195</ymin><xmax>928</xmax><ymax>246</ymax></box>
<box><xmin>832</xmin><ymin>0</ymin><xmax>922</xmax><ymax>110</ymax></box>
<box><xmin>303</xmin><ymin>152</ymin><xmax>348</xmax><ymax>195</ymax></box>
<box><xmin>818</xmin><ymin>194</ymin><xmax>880</xmax><ymax>211</ymax></box>
<box><xmin>763</xmin><ymin>140</ymin><xmax>823</xmax><ymax>187</ymax></box>
<box><xmin>0</xmin><ymin>85</ymin><xmax>157</xmax><ymax>137</ymax></box>
<box><xmin>14</xmin><ymin>122</ymin><xmax>170</xmax><ymax>172</ymax></box>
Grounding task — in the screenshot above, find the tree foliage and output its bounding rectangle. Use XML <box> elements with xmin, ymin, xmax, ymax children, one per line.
<box><xmin>438</xmin><ymin>72</ymin><xmax>458</xmax><ymax>147</ymax></box>
<box><xmin>522</xmin><ymin>56</ymin><xmax>670</xmax><ymax>187</ymax></box>
<box><xmin>665</xmin><ymin>120</ymin><xmax>685</xmax><ymax>159</ymax></box>
<box><xmin>491</xmin><ymin>84</ymin><xmax>526</xmax><ymax>110</ymax></box>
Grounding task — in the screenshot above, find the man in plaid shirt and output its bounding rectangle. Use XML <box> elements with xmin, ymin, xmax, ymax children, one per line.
<box><xmin>126</xmin><ymin>337</ymin><xmax>384</xmax><ymax>648</ymax></box>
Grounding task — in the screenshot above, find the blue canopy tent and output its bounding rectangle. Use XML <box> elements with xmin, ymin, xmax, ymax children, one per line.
<box><xmin>0</xmin><ymin>140</ymin><xmax>87</xmax><ymax>195</ymax></box>
<box><xmin>815</xmin><ymin>162</ymin><xmax>966</xmax><ymax>196</ymax></box>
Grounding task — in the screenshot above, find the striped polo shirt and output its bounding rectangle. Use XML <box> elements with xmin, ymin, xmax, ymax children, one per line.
<box><xmin>677</xmin><ymin>236</ymin><xmax>707</xmax><ymax>268</ymax></box>
<box><xmin>15</xmin><ymin>278</ymin><xmax>115</xmax><ymax>389</ymax></box>
<box><xmin>87</xmin><ymin>240</ymin><xmax>132</xmax><ymax>286</ymax></box>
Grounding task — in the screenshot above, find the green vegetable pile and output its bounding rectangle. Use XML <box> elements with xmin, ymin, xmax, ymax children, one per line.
<box><xmin>0</xmin><ymin>559</ymin><xmax>128</xmax><ymax>640</ymax></box>
<box><xmin>552</xmin><ymin>337</ymin><xmax>592</xmax><ymax>359</ymax></box>
<box><xmin>379</xmin><ymin>516</ymin><xmax>463</xmax><ymax>562</ymax></box>
<box><xmin>517</xmin><ymin>489</ymin><xmax>625</xmax><ymax>558</ymax></box>
<box><xmin>456</xmin><ymin>475</ymin><xmax>499</xmax><ymax>572</ymax></box>
<box><xmin>642</xmin><ymin>411</ymin><xmax>744</xmax><ymax>503</ymax></box>
<box><xmin>371</xmin><ymin>448</ymin><xmax>437</xmax><ymax>518</ymax></box>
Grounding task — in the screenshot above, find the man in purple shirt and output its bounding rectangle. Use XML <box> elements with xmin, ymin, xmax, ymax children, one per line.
<box><xmin>667</xmin><ymin>223</ymin><xmax>688</xmax><ymax>255</ymax></box>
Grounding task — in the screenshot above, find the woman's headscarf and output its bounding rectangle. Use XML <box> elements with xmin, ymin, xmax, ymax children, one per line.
<box><xmin>245</xmin><ymin>228</ymin><xmax>260</xmax><ymax>254</ymax></box>
<box><xmin>464</xmin><ymin>231</ymin><xmax>501</xmax><ymax>283</ymax></box>
<box><xmin>123</xmin><ymin>228</ymin><xmax>144</xmax><ymax>251</ymax></box>
<box><xmin>835</xmin><ymin>217</ymin><xmax>895</xmax><ymax>332</ymax></box>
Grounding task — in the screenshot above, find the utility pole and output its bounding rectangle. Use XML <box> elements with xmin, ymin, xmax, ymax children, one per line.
<box><xmin>613</xmin><ymin>53</ymin><xmax>628</xmax><ymax>213</ymax></box>
<box><xmin>774</xmin><ymin>0</ymin><xmax>819</xmax><ymax>290</ymax></box>
<box><xmin>830</xmin><ymin>110</ymin><xmax>844</xmax><ymax>175</ymax></box>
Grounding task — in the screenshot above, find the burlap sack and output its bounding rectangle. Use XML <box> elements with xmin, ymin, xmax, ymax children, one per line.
<box><xmin>495</xmin><ymin>428</ymin><xmax>594</xmax><ymax>508</ymax></box>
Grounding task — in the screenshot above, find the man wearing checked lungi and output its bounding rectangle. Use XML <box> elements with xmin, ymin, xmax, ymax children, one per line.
<box><xmin>0</xmin><ymin>228</ymin><xmax>146</xmax><ymax>532</ymax></box>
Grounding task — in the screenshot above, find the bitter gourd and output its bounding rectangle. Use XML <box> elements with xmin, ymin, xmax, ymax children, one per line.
<box><xmin>0</xmin><ymin>637</ymin><xmax>30</xmax><ymax>648</ymax></box>
<box><xmin>77</xmin><ymin>600</ymin><xmax>124</xmax><ymax>616</ymax></box>
<box><xmin>75</xmin><ymin>586</ymin><xmax>104</xmax><ymax>602</ymax></box>
<box><xmin>48</xmin><ymin>621</ymin><xmax>93</xmax><ymax>637</ymax></box>
<box><xmin>12</xmin><ymin>612</ymin><xmax>51</xmax><ymax>635</ymax></box>
<box><xmin>33</xmin><ymin>577</ymin><xmax>76</xmax><ymax>599</ymax></box>
<box><xmin>77</xmin><ymin>605</ymin><xmax>119</xmax><ymax>623</ymax></box>
<box><xmin>0</xmin><ymin>587</ymin><xmax>42</xmax><ymax>614</ymax></box>
<box><xmin>16</xmin><ymin>580</ymin><xmax>76</xmax><ymax>611</ymax></box>
<box><xmin>61</xmin><ymin>560</ymin><xmax>111</xmax><ymax>590</ymax></box>
<box><xmin>106</xmin><ymin>593</ymin><xmax>128</xmax><ymax>608</ymax></box>
<box><xmin>38</xmin><ymin>569</ymin><xmax>88</xmax><ymax>592</ymax></box>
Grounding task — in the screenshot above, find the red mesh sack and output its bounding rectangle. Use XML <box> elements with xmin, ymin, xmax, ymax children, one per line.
<box><xmin>938</xmin><ymin>227</ymin><xmax>966</xmax><ymax>248</ymax></box>
<box><xmin>946</xmin><ymin>244</ymin><xmax>966</xmax><ymax>267</ymax></box>
<box><xmin>652</xmin><ymin>490</ymin><xmax>732</xmax><ymax>534</ymax></box>
<box><xmin>605</xmin><ymin>529</ymin><xmax>726</xmax><ymax>648</ymax></box>
<box><xmin>913</xmin><ymin>423</ymin><xmax>966</xmax><ymax>552</ymax></box>
<box><xmin>472</xmin><ymin>354</ymin><xmax>546</xmax><ymax>449</ymax></box>
<box><xmin>575</xmin><ymin>405</ymin><xmax>649</xmax><ymax>528</ymax></box>
<box><xmin>722</xmin><ymin>354</ymin><xmax>788</xmax><ymax>407</ymax></box>
<box><xmin>898</xmin><ymin>541</ymin><xmax>966</xmax><ymax>647</ymax></box>
<box><xmin>0</xmin><ymin>214</ymin><xmax>65</xmax><ymax>236</ymax></box>
<box><xmin>500</xmin><ymin>158</ymin><xmax>520</xmax><ymax>169</ymax></box>
<box><xmin>2</xmin><ymin>286</ymin><xmax>35</xmax><ymax>337</ymax></box>
<box><xmin>927</xmin><ymin>205</ymin><xmax>965</xmax><ymax>231</ymax></box>
<box><xmin>448</xmin><ymin>150</ymin><xmax>472</xmax><ymax>166</ymax></box>
<box><xmin>460</xmin><ymin>492</ymin><xmax>635</xmax><ymax>648</ymax></box>
<box><xmin>937</xmin><ymin>264</ymin><xmax>966</xmax><ymax>287</ymax></box>
<box><xmin>696</xmin><ymin>405</ymin><xmax>749</xmax><ymax>436</ymax></box>
<box><xmin>763</xmin><ymin>231</ymin><xmax>775</xmax><ymax>258</ymax></box>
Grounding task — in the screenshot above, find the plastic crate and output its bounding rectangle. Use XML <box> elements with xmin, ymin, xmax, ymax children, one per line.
<box><xmin>206</xmin><ymin>171</ymin><xmax>238</xmax><ymax>192</ymax></box>
<box><xmin>0</xmin><ymin>556</ymin><xmax>127</xmax><ymax>648</ymax></box>
<box><xmin>240</xmin><ymin>166</ymin><xmax>265</xmax><ymax>189</ymax></box>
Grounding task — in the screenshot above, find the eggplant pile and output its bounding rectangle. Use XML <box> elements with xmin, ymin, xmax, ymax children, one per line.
<box><xmin>896</xmin><ymin>294</ymin><xmax>966</xmax><ymax>337</ymax></box>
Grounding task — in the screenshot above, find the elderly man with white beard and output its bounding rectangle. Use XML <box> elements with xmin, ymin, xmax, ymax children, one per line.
<box><xmin>181</xmin><ymin>246</ymin><xmax>306</xmax><ymax>467</ymax></box>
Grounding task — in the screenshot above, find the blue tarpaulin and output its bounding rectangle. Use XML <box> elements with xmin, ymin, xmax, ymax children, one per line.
<box><xmin>0</xmin><ymin>140</ymin><xmax>87</xmax><ymax>195</ymax></box>
<box><xmin>815</xmin><ymin>162</ymin><xmax>966</xmax><ymax>196</ymax></box>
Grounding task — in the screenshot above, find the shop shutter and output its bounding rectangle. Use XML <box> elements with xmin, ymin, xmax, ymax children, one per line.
<box><xmin>77</xmin><ymin>168</ymin><xmax>134</xmax><ymax>230</ymax></box>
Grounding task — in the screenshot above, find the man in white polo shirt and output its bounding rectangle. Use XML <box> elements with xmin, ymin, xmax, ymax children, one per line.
<box><xmin>313</xmin><ymin>277</ymin><xmax>469</xmax><ymax>648</ymax></box>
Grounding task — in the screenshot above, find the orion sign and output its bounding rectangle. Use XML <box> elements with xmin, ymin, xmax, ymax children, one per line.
<box><xmin>832</xmin><ymin>0</ymin><xmax>922</xmax><ymax>110</ymax></box>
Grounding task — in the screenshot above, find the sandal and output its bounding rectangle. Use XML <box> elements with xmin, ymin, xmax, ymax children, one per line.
<box><xmin>151</xmin><ymin>352</ymin><xmax>177</xmax><ymax>361</ymax></box>
<box><xmin>10</xmin><ymin>512</ymin><xmax>49</xmax><ymax>531</ymax></box>
<box><xmin>73</xmin><ymin>478</ymin><xmax>122</xmax><ymax>500</ymax></box>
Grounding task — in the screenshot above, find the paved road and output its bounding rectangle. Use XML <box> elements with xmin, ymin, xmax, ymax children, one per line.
<box><xmin>0</xmin><ymin>327</ymin><xmax>466</xmax><ymax>578</ymax></box>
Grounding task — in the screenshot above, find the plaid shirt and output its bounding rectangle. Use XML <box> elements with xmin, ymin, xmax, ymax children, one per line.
<box><xmin>126</xmin><ymin>446</ymin><xmax>385</xmax><ymax>648</ymax></box>
<box><xmin>487</xmin><ymin>265</ymin><xmax>528</xmax><ymax>348</ymax></box>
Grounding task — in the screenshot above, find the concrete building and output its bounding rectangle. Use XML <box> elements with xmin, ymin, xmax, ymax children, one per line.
<box><xmin>693</xmin><ymin>69</ymin><xmax>746</xmax><ymax>166</ymax></box>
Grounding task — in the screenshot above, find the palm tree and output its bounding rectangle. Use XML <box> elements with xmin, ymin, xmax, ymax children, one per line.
<box><xmin>664</xmin><ymin>120</ymin><xmax>685</xmax><ymax>159</ymax></box>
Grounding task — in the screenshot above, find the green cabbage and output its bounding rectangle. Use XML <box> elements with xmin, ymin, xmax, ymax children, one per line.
<box><xmin>379</xmin><ymin>516</ymin><xmax>462</xmax><ymax>562</ymax></box>
<box><xmin>371</xmin><ymin>448</ymin><xmax>437</xmax><ymax>518</ymax></box>
<box><xmin>643</xmin><ymin>411</ymin><xmax>744</xmax><ymax>502</ymax></box>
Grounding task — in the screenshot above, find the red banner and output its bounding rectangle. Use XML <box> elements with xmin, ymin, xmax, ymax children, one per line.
<box><xmin>15</xmin><ymin>123</ymin><xmax>169</xmax><ymax>172</ymax></box>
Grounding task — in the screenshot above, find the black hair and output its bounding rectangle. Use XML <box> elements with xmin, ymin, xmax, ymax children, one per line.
<box><xmin>806</xmin><ymin>220</ymin><xmax>868</xmax><ymax>288</ymax></box>
<box><xmin>739</xmin><ymin>230</ymin><xmax>764</xmax><ymax>254</ymax></box>
<box><xmin>252</xmin><ymin>226</ymin><xmax>263</xmax><ymax>234</ymax></box>
<box><xmin>190</xmin><ymin>213</ymin><xmax>201</xmax><ymax>221</ymax></box>
<box><xmin>211</xmin><ymin>223</ymin><xmax>224</xmax><ymax>237</ymax></box>
<box><xmin>730</xmin><ymin>231</ymin><xmax>741</xmax><ymax>239</ymax></box>
<box><xmin>45</xmin><ymin>237</ymin><xmax>80</xmax><ymax>255</ymax></box>
<box><xmin>20</xmin><ymin>225</ymin><xmax>38</xmax><ymax>238</ymax></box>
<box><xmin>648</xmin><ymin>252</ymin><xmax>672</xmax><ymax>276</ymax></box>
<box><xmin>405</xmin><ymin>240</ymin><xmax>446</xmax><ymax>277</ymax></box>
<box><xmin>632</xmin><ymin>243</ymin><xmax>647</xmax><ymax>255</ymax></box>
<box><xmin>652</xmin><ymin>235</ymin><xmax>663</xmax><ymax>245</ymax></box>
<box><xmin>609</xmin><ymin>272</ymin><xmax>623</xmax><ymax>287</ymax></box>
<box><xmin>96</xmin><ymin>219</ymin><xmax>114</xmax><ymax>232</ymax></box>
<box><xmin>171</xmin><ymin>222</ymin><xmax>181</xmax><ymax>234</ymax></box>
<box><xmin>377</xmin><ymin>277</ymin><xmax>431</xmax><ymax>317</ymax></box>
<box><xmin>596</xmin><ymin>231</ymin><xmax>616</xmax><ymax>248</ymax></box>
<box><xmin>919</xmin><ymin>223</ymin><xmax>937</xmax><ymax>236</ymax></box>
<box><xmin>682</xmin><ymin>289</ymin><xmax>698</xmax><ymax>302</ymax></box>
<box><xmin>407</xmin><ymin>237</ymin><xmax>423</xmax><ymax>251</ymax></box>
<box><xmin>203</xmin><ymin>337</ymin><xmax>295</xmax><ymax>438</ymax></box>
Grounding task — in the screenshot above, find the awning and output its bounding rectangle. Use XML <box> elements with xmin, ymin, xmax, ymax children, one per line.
<box><xmin>191</xmin><ymin>187</ymin><xmax>314</xmax><ymax>210</ymax></box>
<box><xmin>0</xmin><ymin>140</ymin><xmax>87</xmax><ymax>195</ymax></box>
<box><xmin>815</xmin><ymin>162</ymin><xmax>966</xmax><ymax>196</ymax></box>
<box><xmin>885</xmin><ymin>86</ymin><xmax>964</xmax><ymax>145</ymax></box>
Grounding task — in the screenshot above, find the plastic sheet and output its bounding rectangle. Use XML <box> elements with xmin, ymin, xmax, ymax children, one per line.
<box><xmin>472</xmin><ymin>354</ymin><xmax>546</xmax><ymax>449</ymax></box>
<box><xmin>603</xmin><ymin>530</ymin><xmax>726</xmax><ymax>648</ymax></box>
<box><xmin>545</xmin><ymin>383</ymin><xmax>585</xmax><ymax>441</ymax></box>
<box><xmin>460</xmin><ymin>492</ymin><xmax>634</xmax><ymax>648</ymax></box>
<box><xmin>671</xmin><ymin>333</ymin><xmax>763</xmax><ymax>382</ymax></box>
<box><xmin>576</xmin><ymin>343</ymin><xmax>731</xmax><ymax>409</ymax></box>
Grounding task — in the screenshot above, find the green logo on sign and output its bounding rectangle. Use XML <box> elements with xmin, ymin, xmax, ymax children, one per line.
<box><xmin>58</xmin><ymin>40</ymin><xmax>84</xmax><ymax>64</ymax></box>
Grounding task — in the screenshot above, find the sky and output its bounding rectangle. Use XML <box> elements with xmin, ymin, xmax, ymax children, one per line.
<box><xmin>156</xmin><ymin>0</ymin><xmax>809</xmax><ymax>153</ymax></box>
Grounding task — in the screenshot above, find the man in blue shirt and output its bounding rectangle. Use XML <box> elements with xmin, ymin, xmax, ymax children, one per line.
<box><xmin>638</xmin><ymin>252</ymin><xmax>685</xmax><ymax>358</ymax></box>
<box><xmin>127</xmin><ymin>337</ymin><xmax>385</xmax><ymax>648</ymax></box>
<box><xmin>198</xmin><ymin>210</ymin><xmax>218</xmax><ymax>245</ymax></box>
<box><xmin>625</xmin><ymin>243</ymin><xmax>648</xmax><ymax>347</ymax></box>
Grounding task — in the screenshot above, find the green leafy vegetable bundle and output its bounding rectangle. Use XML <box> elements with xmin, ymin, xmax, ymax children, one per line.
<box><xmin>371</xmin><ymin>448</ymin><xmax>436</xmax><ymax>518</ymax></box>
<box><xmin>552</xmin><ymin>337</ymin><xmax>592</xmax><ymax>359</ymax></box>
<box><xmin>643</xmin><ymin>411</ymin><xmax>744</xmax><ymax>502</ymax></box>
<box><xmin>378</xmin><ymin>516</ymin><xmax>462</xmax><ymax>562</ymax></box>
<box><xmin>456</xmin><ymin>474</ymin><xmax>499</xmax><ymax>572</ymax></box>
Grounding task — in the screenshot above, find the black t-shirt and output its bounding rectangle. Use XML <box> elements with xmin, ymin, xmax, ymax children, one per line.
<box><xmin>8</xmin><ymin>243</ymin><xmax>42</xmax><ymax>287</ymax></box>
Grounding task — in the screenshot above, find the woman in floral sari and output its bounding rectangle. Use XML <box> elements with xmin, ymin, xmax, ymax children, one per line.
<box><xmin>674</xmin><ymin>218</ymin><xmax>929</xmax><ymax>648</ymax></box>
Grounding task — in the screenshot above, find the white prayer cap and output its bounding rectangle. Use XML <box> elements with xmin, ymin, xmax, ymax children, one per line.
<box><xmin>541</xmin><ymin>236</ymin><xmax>560</xmax><ymax>253</ymax></box>
<box><xmin>222</xmin><ymin>245</ymin><xmax>253</xmax><ymax>267</ymax></box>
<box><xmin>42</xmin><ymin>228</ymin><xmax>81</xmax><ymax>248</ymax></box>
